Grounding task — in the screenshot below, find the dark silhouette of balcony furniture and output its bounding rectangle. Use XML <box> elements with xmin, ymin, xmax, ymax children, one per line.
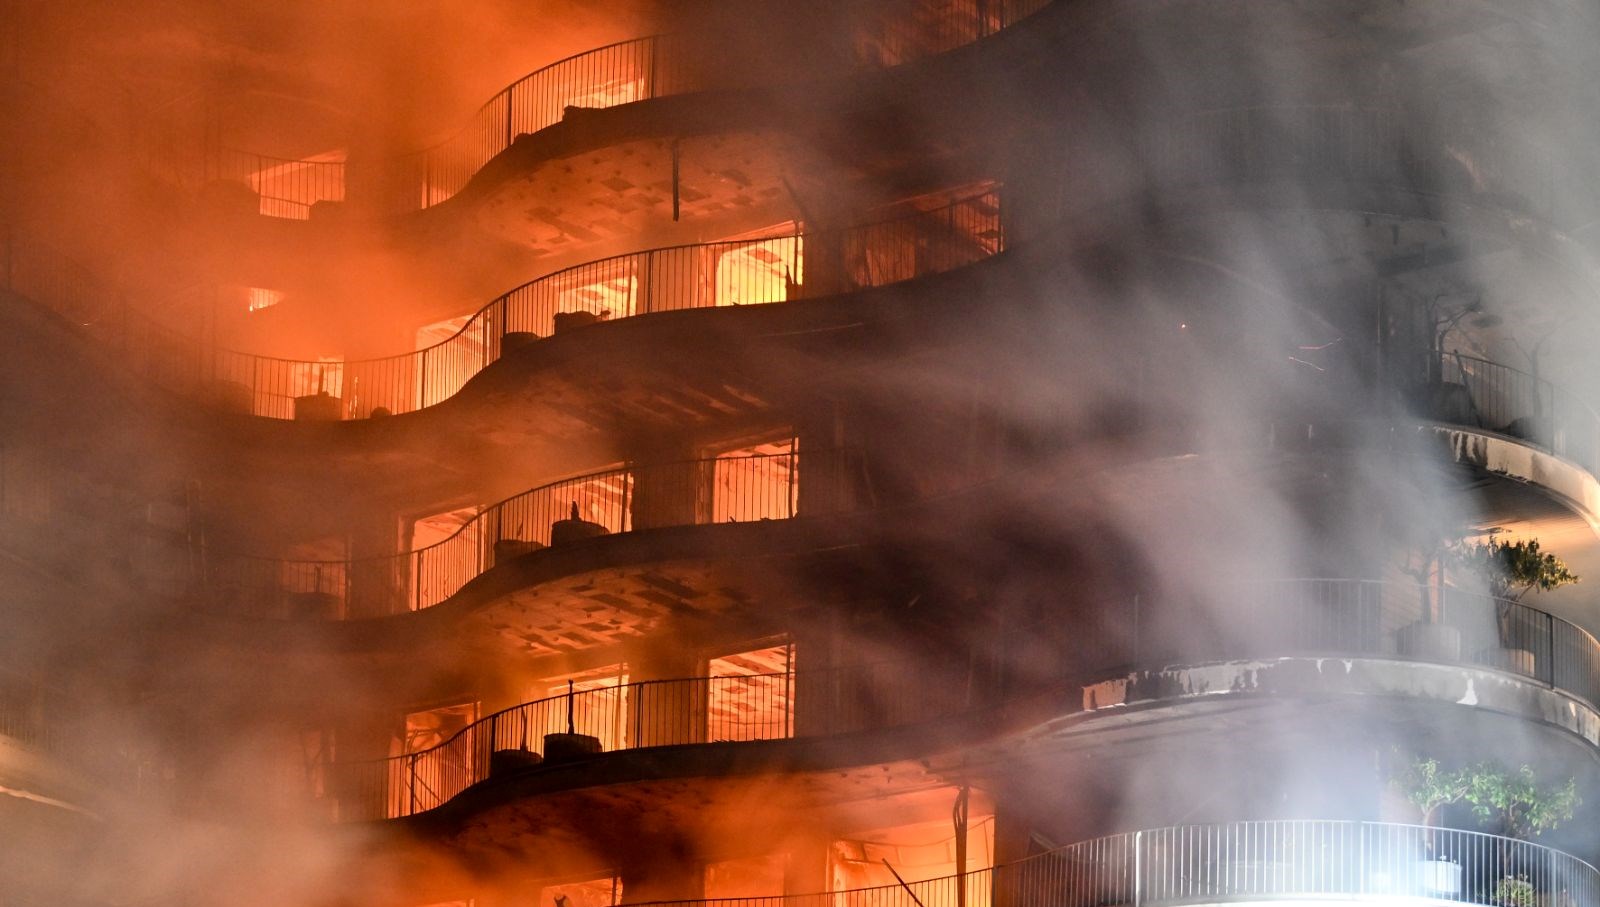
<box><xmin>488</xmin><ymin>748</ymin><xmax>543</xmax><ymax>778</ymax></box>
<box><xmin>551</xmin><ymin>502</ymin><xmax>609</xmax><ymax>545</ymax></box>
<box><xmin>542</xmin><ymin>732</ymin><xmax>602</xmax><ymax>763</ymax></box>
<box><xmin>1418</xmin><ymin>380</ymin><xmax>1478</xmax><ymax>426</ymax></box>
<box><xmin>293</xmin><ymin>391</ymin><xmax>341</xmax><ymax>421</ymax></box>
<box><xmin>214</xmin><ymin>381</ymin><xmax>252</xmax><ymax>415</ymax></box>
<box><xmin>552</xmin><ymin>310</ymin><xmax>606</xmax><ymax>334</ymax></box>
<box><xmin>501</xmin><ymin>331</ymin><xmax>540</xmax><ymax>351</ymax></box>
<box><xmin>492</xmin><ymin>538</ymin><xmax>546</xmax><ymax>565</ymax></box>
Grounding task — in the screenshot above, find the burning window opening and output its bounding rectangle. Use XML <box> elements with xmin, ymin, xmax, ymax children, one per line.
<box><xmin>832</xmin><ymin>811</ymin><xmax>997</xmax><ymax>893</ymax></box>
<box><xmin>705</xmin><ymin>853</ymin><xmax>786</xmax><ymax>899</ymax></box>
<box><xmin>708</xmin><ymin>436</ymin><xmax>799</xmax><ymax>523</ymax></box>
<box><xmin>707</xmin><ymin>640</ymin><xmax>795</xmax><ymax>742</ymax></box>
<box><xmin>247</xmin><ymin>151</ymin><xmax>346</xmax><ymax>220</ymax></box>
<box><xmin>245</xmin><ymin>287</ymin><xmax>283</xmax><ymax>312</ymax></box>
<box><xmin>411</xmin><ymin>311</ymin><xmax>496</xmax><ymax>410</ymax></box>
<box><xmin>714</xmin><ymin>235</ymin><xmax>803</xmax><ymax>307</ymax></box>
<box><xmin>565</xmin><ymin>468</ymin><xmax>634</xmax><ymax>533</ymax></box>
<box><xmin>409</xmin><ymin>506</ymin><xmax>480</xmax><ymax>549</ymax></box>
<box><xmin>556</xmin><ymin>272</ymin><xmax>636</xmax><ymax>322</ymax></box>
<box><xmin>538</xmin><ymin>875</ymin><xmax>620</xmax><ymax>907</ymax></box>
<box><xmin>415</xmin><ymin>313</ymin><xmax>477</xmax><ymax>350</ymax></box>
<box><xmin>408</xmin><ymin>505</ymin><xmax>481</xmax><ymax>610</ymax></box>
<box><xmin>561</xmin><ymin>74</ymin><xmax>646</xmax><ymax>111</ymax></box>
<box><xmin>391</xmin><ymin>701</ymin><xmax>480</xmax><ymax>814</ymax></box>
<box><xmin>399</xmin><ymin>702</ymin><xmax>480</xmax><ymax>756</ymax></box>
<box><xmin>211</xmin><ymin>355</ymin><xmax>344</xmax><ymax>419</ymax></box>
<box><xmin>538</xmin><ymin>664</ymin><xmax>631</xmax><ymax>753</ymax></box>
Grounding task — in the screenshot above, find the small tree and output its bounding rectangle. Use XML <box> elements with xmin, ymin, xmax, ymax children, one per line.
<box><xmin>1463</xmin><ymin>762</ymin><xmax>1580</xmax><ymax>893</ymax></box>
<box><xmin>1453</xmin><ymin>539</ymin><xmax>1579</xmax><ymax>604</ymax></box>
<box><xmin>1452</xmin><ymin>538</ymin><xmax>1578</xmax><ymax>648</ymax></box>
<box><xmin>1462</xmin><ymin>763</ymin><xmax>1579</xmax><ymax>841</ymax></box>
<box><xmin>1399</xmin><ymin>757</ymin><xmax>1472</xmax><ymax>829</ymax></box>
<box><xmin>1394</xmin><ymin>756</ymin><xmax>1473</xmax><ymax>858</ymax></box>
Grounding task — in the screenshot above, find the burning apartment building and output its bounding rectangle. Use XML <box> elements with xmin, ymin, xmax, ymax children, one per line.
<box><xmin>4</xmin><ymin>0</ymin><xmax>1600</xmax><ymax>905</ymax></box>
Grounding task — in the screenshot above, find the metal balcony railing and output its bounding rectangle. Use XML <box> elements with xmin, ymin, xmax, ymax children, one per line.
<box><xmin>1123</xmin><ymin>579</ymin><xmax>1600</xmax><ymax>713</ymax></box>
<box><xmin>200</xmin><ymin>449</ymin><xmax>866</xmax><ymax>619</ymax></box>
<box><xmin>605</xmin><ymin>822</ymin><xmax>1599</xmax><ymax>907</ymax></box>
<box><xmin>166</xmin><ymin>0</ymin><xmax>1049</xmax><ymax>218</ymax></box>
<box><xmin>0</xmin><ymin>230</ymin><xmax>106</xmax><ymax>328</ymax></box>
<box><xmin>0</xmin><ymin>669</ymin><xmax>74</xmax><ymax>758</ymax></box>
<box><xmin>314</xmin><ymin>579</ymin><xmax>1600</xmax><ymax>821</ymax></box>
<box><xmin>322</xmin><ymin>658</ymin><xmax>969</xmax><ymax>821</ymax></box>
<box><xmin>1412</xmin><ymin>350</ymin><xmax>1600</xmax><ymax>482</ymax></box>
<box><xmin>1043</xmin><ymin>822</ymin><xmax>1598</xmax><ymax>907</ymax></box>
<box><xmin>110</xmin><ymin>188</ymin><xmax>1002</xmax><ymax>420</ymax></box>
<box><xmin>206</xmin><ymin>149</ymin><xmax>347</xmax><ymax>220</ymax></box>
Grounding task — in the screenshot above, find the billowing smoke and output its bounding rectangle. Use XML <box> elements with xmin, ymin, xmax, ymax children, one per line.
<box><xmin>5</xmin><ymin>1</ymin><xmax>1600</xmax><ymax>906</ymax></box>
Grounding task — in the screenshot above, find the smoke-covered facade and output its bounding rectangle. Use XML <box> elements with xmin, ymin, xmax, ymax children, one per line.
<box><xmin>5</xmin><ymin>1</ymin><xmax>1600</xmax><ymax>906</ymax></box>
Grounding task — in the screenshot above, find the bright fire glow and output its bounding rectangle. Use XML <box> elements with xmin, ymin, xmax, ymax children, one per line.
<box><xmin>832</xmin><ymin>812</ymin><xmax>996</xmax><ymax>895</ymax></box>
<box><xmin>710</xmin><ymin>437</ymin><xmax>798</xmax><ymax>522</ymax></box>
<box><xmin>557</xmin><ymin>272</ymin><xmax>636</xmax><ymax>321</ymax></box>
<box><xmin>249</xmin><ymin>152</ymin><xmax>345</xmax><ymax>219</ymax></box>
<box><xmin>539</xmin><ymin>876</ymin><xmax>620</xmax><ymax>907</ymax></box>
<box><xmin>409</xmin><ymin>506</ymin><xmax>480</xmax><ymax>609</ymax></box>
<box><xmin>715</xmin><ymin>237</ymin><xmax>803</xmax><ymax>306</ymax></box>
<box><xmin>540</xmin><ymin>665</ymin><xmax>630</xmax><ymax>752</ymax></box>
<box><xmin>399</xmin><ymin>702</ymin><xmax>479</xmax><ymax>756</ymax></box>
<box><xmin>707</xmin><ymin>642</ymin><xmax>795</xmax><ymax>741</ymax></box>
<box><xmin>246</xmin><ymin>287</ymin><xmax>284</xmax><ymax>312</ymax></box>
<box><xmin>562</xmin><ymin>74</ymin><xmax>645</xmax><ymax>110</ymax></box>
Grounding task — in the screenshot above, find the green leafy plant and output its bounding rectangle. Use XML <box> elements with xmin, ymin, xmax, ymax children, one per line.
<box><xmin>1462</xmin><ymin>763</ymin><xmax>1579</xmax><ymax>840</ymax></box>
<box><xmin>1451</xmin><ymin>538</ymin><xmax>1577</xmax><ymax>650</ymax></box>
<box><xmin>1393</xmin><ymin>757</ymin><xmax>1579</xmax><ymax>842</ymax></box>
<box><xmin>1397</xmin><ymin>757</ymin><xmax>1472</xmax><ymax>828</ymax></box>
<box><xmin>1452</xmin><ymin>539</ymin><xmax>1579</xmax><ymax>604</ymax></box>
<box><xmin>1493</xmin><ymin>874</ymin><xmax>1536</xmax><ymax>907</ymax></box>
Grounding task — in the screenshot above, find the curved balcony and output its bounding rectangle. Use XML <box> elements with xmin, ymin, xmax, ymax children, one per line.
<box><xmin>202</xmin><ymin>448</ymin><xmax>865</xmax><ymax>619</ymax></box>
<box><xmin>315</xmin><ymin>579</ymin><xmax>1600</xmax><ymax>822</ymax></box>
<box><xmin>1062</xmin><ymin>579</ymin><xmax>1600</xmax><ymax>748</ymax></box>
<box><xmin>518</xmin><ymin>822</ymin><xmax>1600</xmax><ymax>907</ymax></box>
<box><xmin>864</xmin><ymin>821</ymin><xmax>1594</xmax><ymax>907</ymax></box>
<box><xmin>320</xmin><ymin>658</ymin><xmax>970</xmax><ymax>821</ymax></box>
<box><xmin>1405</xmin><ymin>351</ymin><xmax>1600</xmax><ymax>516</ymax></box>
<box><xmin>1113</xmin><ymin>579</ymin><xmax>1600</xmax><ymax>714</ymax></box>
<box><xmin>111</xmin><ymin>189</ymin><xmax>1001</xmax><ymax>420</ymax></box>
<box><xmin>1039</xmin><ymin>821</ymin><xmax>1599</xmax><ymax>907</ymax></box>
<box><xmin>0</xmin><ymin>233</ymin><xmax>104</xmax><ymax>329</ymax></box>
<box><xmin>1276</xmin><ymin>346</ymin><xmax>1600</xmax><ymax>509</ymax></box>
<box><xmin>185</xmin><ymin>0</ymin><xmax>1050</xmax><ymax>219</ymax></box>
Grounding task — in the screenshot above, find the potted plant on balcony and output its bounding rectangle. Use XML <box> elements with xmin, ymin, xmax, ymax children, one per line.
<box><xmin>1451</xmin><ymin>538</ymin><xmax>1578</xmax><ymax>675</ymax></box>
<box><xmin>1462</xmin><ymin>763</ymin><xmax>1579</xmax><ymax>907</ymax></box>
<box><xmin>1394</xmin><ymin>756</ymin><xmax>1471</xmax><ymax>894</ymax></box>
<box><xmin>1395</xmin><ymin>521</ymin><xmax>1465</xmax><ymax>661</ymax></box>
<box><xmin>1493</xmin><ymin>875</ymin><xmax>1537</xmax><ymax>907</ymax></box>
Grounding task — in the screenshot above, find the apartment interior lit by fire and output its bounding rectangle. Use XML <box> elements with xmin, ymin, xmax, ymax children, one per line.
<box><xmin>6</xmin><ymin>2</ymin><xmax>1600</xmax><ymax>906</ymax></box>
